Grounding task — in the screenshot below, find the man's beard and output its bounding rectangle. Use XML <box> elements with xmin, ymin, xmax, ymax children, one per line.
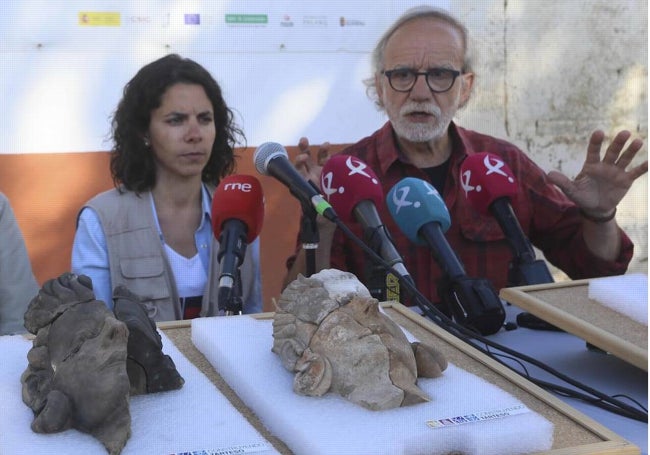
<box><xmin>388</xmin><ymin>101</ymin><xmax>454</xmax><ymax>142</ymax></box>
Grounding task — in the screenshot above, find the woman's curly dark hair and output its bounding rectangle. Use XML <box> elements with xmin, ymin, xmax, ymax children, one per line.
<box><xmin>109</xmin><ymin>54</ymin><xmax>244</xmax><ymax>192</ymax></box>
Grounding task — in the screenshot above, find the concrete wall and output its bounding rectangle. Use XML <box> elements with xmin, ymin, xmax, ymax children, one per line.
<box><xmin>450</xmin><ymin>0</ymin><xmax>648</xmax><ymax>277</ymax></box>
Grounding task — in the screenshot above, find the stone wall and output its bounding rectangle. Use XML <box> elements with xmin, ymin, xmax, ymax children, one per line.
<box><xmin>450</xmin><ymin>0</ymin><xmax>648</xmax><ymax>277</ymax></box>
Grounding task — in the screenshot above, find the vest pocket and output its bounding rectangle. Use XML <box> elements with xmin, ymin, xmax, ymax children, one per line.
<box><xmin>119</xmin><ymin>256</ymin><xmax>170</xmax><ymax>300</ymax></box>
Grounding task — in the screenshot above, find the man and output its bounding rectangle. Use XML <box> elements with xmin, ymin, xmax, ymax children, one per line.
<box><xmin>284</xmin><ymin>7</ymin><xmax>647</xmax><ymax>310</ymax></box>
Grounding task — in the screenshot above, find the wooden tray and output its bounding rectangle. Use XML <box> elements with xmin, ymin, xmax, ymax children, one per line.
<box><xmin>500</xmin><ymin>279</ymin><xmax>647</xmax><ymax>371</ymax></box>
<box><xmin>159</xmin><ymin>302</ymin><xmax>640</xmax><ymax>455</ymax></box>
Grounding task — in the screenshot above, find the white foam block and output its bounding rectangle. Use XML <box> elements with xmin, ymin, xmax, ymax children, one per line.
<box><xmin>0</xmin><ymin>332</ymin><xmax>278</xmax><ymax>455</ymax></box>
<box><xmin>192</xmin><ymin>316</ymin><xmax>554</xmax><ymax>455</ymax></box>
<box><xmin>588</xmin><ymin>274</ymin><xmax>648</xmax><ymax>325</ymax></box>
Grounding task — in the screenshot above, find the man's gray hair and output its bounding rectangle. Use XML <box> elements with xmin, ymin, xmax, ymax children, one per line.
<box><xmin>364</xmin><ymin>6</ymin><xmax>473</xmax><ymax>108</ymax></box>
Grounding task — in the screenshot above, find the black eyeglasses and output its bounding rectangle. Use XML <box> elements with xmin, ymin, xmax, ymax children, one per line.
<box><xmin>382</xmin><ymin>67</ymin><xmax>462</xmax><ymax>93</ymax></box>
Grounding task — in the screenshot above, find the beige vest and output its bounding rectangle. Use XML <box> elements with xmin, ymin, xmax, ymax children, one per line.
<box><xmin>85</xmin><ymin>188</ymin><xmax>257</xmax><ymax>322</ymax></box>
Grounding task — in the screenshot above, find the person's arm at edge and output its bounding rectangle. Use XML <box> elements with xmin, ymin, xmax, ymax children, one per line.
<box><xmin>0</xmin><ymin>193</ymin><xmax>39</xmax><ymax>335</ymax></box>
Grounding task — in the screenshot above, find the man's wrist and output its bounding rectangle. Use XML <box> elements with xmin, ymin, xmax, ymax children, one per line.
<box><xmin>579</xmin><ymin>207</ymin><xmax>617</xmax><ymax>223</ymax></box>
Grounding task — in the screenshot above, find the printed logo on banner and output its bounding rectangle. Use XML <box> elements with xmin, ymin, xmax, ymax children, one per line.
<box><xmin>78</xmin><ymin>12</ymin><xmax>121</xmax><ymax>27</ymax></box>
<box><xmin>127</xmin><ymin>15</ymin><xmax>152</xmax><ymax>24</ymax></box>
<box><xmin>303</xmin><ymin>15</ymin><xmax>327</xmax><ymax>27</ymax></box>
<box><xmin>225</xmin><ymin>14</ymin><xmax>268</xmax><ymax>25</ymax></box>
<box><xmin>280</xmin><ymin>14</ymin><xmax>294</xmax><ymax>27</ymax></box>
<box><xmin>184</xmin><ymin>14</ymin><xmax>200</xmax><ymax>25</ymax></box>
<box><xmin>339</xmin><ymin>17</ymin><xmax>366</xmax><ymax>27</ymax></box>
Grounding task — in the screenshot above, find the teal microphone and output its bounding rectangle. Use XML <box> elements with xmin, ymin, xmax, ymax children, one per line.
<box><xmin>386</xmin><ymin>177</ymin><xmax>461</xmax><ymax>278</ymax></box>
<box><xmin>386</xmin><ymin>177</ymin><xmax>505</xmax><ymax>336</ymax></box>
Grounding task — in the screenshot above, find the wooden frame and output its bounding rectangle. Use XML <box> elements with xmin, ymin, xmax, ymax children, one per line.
<box><xmin>499</xmin><ymin>279</ymin><xmax>647</xmax><ymax>372</ymax></box>
<box><xmin>160</xmin><ymin>302</ymin><xmax>640</xmax><ymax>455</ymax></box>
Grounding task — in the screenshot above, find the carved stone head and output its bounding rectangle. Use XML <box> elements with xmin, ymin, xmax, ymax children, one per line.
<box><xmin>272</xmin><ymin>269</ymin><xmax>447</xmax><ymax>411</ymax></box>
<box><xmin>21</xmin><ymin>273</ymin><xmax>131</xmax><ymax>455</ymax></box>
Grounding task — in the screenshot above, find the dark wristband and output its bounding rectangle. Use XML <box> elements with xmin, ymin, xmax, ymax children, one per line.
<box><xmin>580</xmin><ymin>207</ymin><xmax>617</xmax><ymax>223</ymax></box>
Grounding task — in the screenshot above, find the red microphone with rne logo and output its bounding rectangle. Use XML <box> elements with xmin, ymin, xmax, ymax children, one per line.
<box><xmin>212</xmin><ymin>174</ymin><xmax>264</xmax><ymax>313</ymax></box>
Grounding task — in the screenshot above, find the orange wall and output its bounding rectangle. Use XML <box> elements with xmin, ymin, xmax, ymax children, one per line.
<box><xmin>0</xmin><ymin>145</ymin><xmax>347</xmax><ymax>311</ymax></box>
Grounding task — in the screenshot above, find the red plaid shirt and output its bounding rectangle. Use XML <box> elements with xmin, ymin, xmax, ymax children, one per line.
<box><xmin>322</xmin><ymin>122</ymin><xmax>633</xmax><ymax>306</ymax></box>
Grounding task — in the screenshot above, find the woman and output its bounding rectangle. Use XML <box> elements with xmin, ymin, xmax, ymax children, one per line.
<box><xmin>72</xmin><ymin>54</ymin><xmax>262</xmax><ymax>321</ymax></box>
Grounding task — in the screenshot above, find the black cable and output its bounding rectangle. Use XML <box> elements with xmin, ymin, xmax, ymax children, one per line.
<box><xmin>611</xmin><ymin>395</ymin><xmax>648</xmax><ymax>413</ymax></box>
<box><xmin>531</xmin><ymin>379</ymin><xmax>646</xmax><ymax>421</ymax></box>
<box><xmin>486</xmin><ymin>348</ymin><xmax>646</xmax><ymax>419</ymax></box>
<box><xmin>331</xmin><ymin>218</ymin><xmax>648</xmax><ymax>423</ymax></box>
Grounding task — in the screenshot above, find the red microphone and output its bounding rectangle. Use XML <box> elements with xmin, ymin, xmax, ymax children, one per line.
<box><xmin>212</xmin><ymin>175</ymin><xmax>264</xmax><ymax>242</ymax></box>
<box><xmin>212</xmin><ymin>175</ymin><xmax>264</xmax><ymax>313</ymax></box>
<box><xmin>460</xmin><ymin>152</ymin><xmax>518</xmax><ymax>215</ymax></box>
<box><xmin>321</xmin><ymin>154</ymin><xmax>411</xmax><ymax>301</ymax></box>
<box><xmin>320</xmin><ymin>154</ymin><xmax>384</xmax><ymax>223</ymax></box>
<box><xmin>460</xmin><ymin>153</ymin><xmax>553</xmax><ymax>286</ymax></box>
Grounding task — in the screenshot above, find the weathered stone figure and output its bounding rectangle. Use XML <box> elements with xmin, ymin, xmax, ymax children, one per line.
<box><xmin>112</xmin><ymin>285</ymin><xmax>185</xmax><ymax>395</ymax></box>
<box><xmin>21</xmin><ymin>274</ymin><xmax>185</xmax><ymax>454</ymax></box>
<box><xmin>273</xmin><ymin>269</ymin><xmax>448</xmax><ymax>411</ymax></box>
<box><xmin>21</xmin><ymin>273</ymin><xmax>131</xmax><ymax>455</ymax></box>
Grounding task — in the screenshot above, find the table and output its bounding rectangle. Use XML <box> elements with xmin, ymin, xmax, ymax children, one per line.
<box><xmin>162</xmin><ymin>303</ymin><xmax>643</xmax><ymax>454</ymax></box>
<box><xmin>496</xmin><ymin>281</ymin><xmax>648</xmax><ymax>455</ymax></box>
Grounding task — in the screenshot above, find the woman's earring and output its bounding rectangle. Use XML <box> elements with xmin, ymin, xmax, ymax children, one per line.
<box><xmin>143</xmin><ymin>137</ymin><xmax>150</xmax><ymax>147</ymax></box>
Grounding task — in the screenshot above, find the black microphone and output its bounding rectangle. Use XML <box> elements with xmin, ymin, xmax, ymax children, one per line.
<box><xmin>460</xmin><ymin>153</ymin><xmax>554</xmax><ymax>286</ymax></box>
<box><xmin>211</xmin><ymin>175</ymin><xmax>265</xmax><ymax>314</ymax></box>
<box><xmin>254</xmin><ymin>142</ymin><xmax>338</xmax><ymax>222</ymax></box>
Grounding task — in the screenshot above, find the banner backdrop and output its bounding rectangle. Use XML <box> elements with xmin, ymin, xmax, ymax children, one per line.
<box><xmin>0</xmin><ymin>0</ymin><xmax>447</xmax><ymax>154</ymax></box>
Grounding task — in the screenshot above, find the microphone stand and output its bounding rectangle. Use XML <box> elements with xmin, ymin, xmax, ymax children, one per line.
<box><xmin>418</xmin><ymin>223</ymin><xmax>505</xmax><ymax>336</ymax></box>
<box><xmin>437</xmin><ymin>274</ymin><xmax>506</xmax><ymax>336</ymax></box>
<box><xmin>219</xmin><ymin>269</ymin><xmax>243</xmax><ymax>316</ymax></box>
<box><xmin>362</xmin><ymin>225</ymin><xmax>403</xmax><ymax>303</ymax></box>
<box><xmin>490</xmin><ymin>200</ymin><xmax>554</xmax><ymax>286</ymax></box>
<box><xmin>489</xmin><ymin>200</ymin><xmax>561</xmax><ymax>331</ymax></box>
<box><xmin>299</xmin><ymin>203</ymin><xmax>319</xmax><ymax>278</ymax></box>
<box><xmin>363</xmin><ymin>225</ymin><xmax>389</xmax><ymax>301</ymax></box>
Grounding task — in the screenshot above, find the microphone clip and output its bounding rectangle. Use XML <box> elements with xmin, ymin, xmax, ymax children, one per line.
<box><xmin>438</xmin><ymin>276</ymin><xmax>505</xmax><ymax>336</ymax></box>
<box><xmin>362</xmin><ymin>225</ymin><xmax>402</xmax><ymax>303</ymax></box>
<box><xmin>299</xmin><ymin>187</ymin><xmax>321</xmax><ymax>277</ymax></box>
<box><xmin>508</xmin><ymin>258</ymin><xmax>555</xmax><ymax>287</ymax></box>
<box><xmin>218</xmin><ymin>268</ymin><xmax>243</xmax><ymax>316</ymax></box>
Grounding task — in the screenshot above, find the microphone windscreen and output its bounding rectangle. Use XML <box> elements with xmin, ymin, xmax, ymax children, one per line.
<box><xmin>460</xmin><ymin>152</ymin><xmax>518</xmax><ymax>215</ymax></box>
<box><xmin>386</xmin><ymin>177</ymin><xmax>451</xmax><ymax>245</ymax></box>
<box><xmin>212</xmin><ymin>175</ymin><xmax>264</xmax><ymax>242</ymax></box>
<box><xmin>320</xmin><ymin>154</ymin><xmax>383</xmax><ymax>223</ymax></box>
<box><xmin>253</xmin><ymin>142</ymin><xmax>287</xmax><ymax>176</ymax></box>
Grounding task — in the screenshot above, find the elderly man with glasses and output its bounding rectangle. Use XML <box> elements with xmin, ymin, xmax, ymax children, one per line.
<box><xmin>284</xmin><ymin>6</ymin><xmax>647</xmax><ymax>315</ymax></box>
